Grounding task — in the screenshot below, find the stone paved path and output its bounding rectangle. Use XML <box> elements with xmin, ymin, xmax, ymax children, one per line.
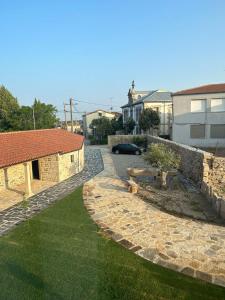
<box><xmin>0</xmin><ymin>147</ymin><xmax>103</xmax><ymax>236</ymax></box>
<box><xmin>83</xmin><ymin>147</ymin><xmax>225</xmax><ymax>288</ymax></box>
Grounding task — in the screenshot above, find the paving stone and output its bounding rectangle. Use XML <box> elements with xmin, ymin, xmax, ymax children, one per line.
<box><xmin>196</xmin><ymin>270</ymin><xmax>212</xmax><ymax>283</ymax></box>
<box><xmin>84</xmin><ymin>146</ymin><xmax>225</xmax><ymax>288</ymax></box>
<box><xmin>181</xmin><ymin>267</ymin><xmax>195</xmax><ymax>277</ymax></box>
<box><xmin>119</xmin><ymin>239</ymin><xmax>135</xmax><ymax>249</ymax></box>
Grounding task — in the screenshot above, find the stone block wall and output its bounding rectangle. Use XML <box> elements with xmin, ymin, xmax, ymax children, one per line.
<box><xmin>0</xmin><ymin>170</ymin><xmax>4</xmax><ymax>189</ymax></box>
<box><xmin>0</xmin><ymin>163</ymin><xmax>28</xmax><ymax>190</ymax></box>
<box><xmin>108</xmin><ymin>135</ymin><xmax>144</xmax><ymax>150</ymax></box>
<box><xmin>58</xmin><ymin>145</ymin><xmax>84</xmax><ymax>181</ymax></box>
<box><xmin>108</xmin><ymin>134</ymin><xmax>213</xmax><ymax>185</ymax></box>
<box><xmin>146</xmin><ymin>135</ymin><xmax>214</xmax><ymax>186</ymax></box>
<box><xmin>39</xmin><ymin>154</ymin><xmax>60</xmax><ymax>182</ymax></box>
<box><xmin>108</xmin><ymin>134</ymin><xmax>225</xmax><ymax>219</ymax></box>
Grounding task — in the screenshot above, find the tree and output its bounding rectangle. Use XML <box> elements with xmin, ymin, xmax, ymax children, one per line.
<box><xmin>90</xmin><ymin>117</ymin><xmax>113</xmax><ymax>142</ymax></box>
<box><xmin>111</xmin><ymin>115</ymin><xmax>123</xmax><ymax>134</ymax></box>
<box><xmin>32</xmin><ymin>99</ymin><xmax>58</xmax><ymax>129</ymax></box>
<box><xmin>17</xmin><ymin>106</ymin><xmax>34</xmax><ymax>130</ymax></box>
<box><xmin>144</xmin><ymin>143</ymin><xmax>180</xmax><ymax>188</ymax></box>
<box><xmin>124</xmin><ymin>117</ymin><xmax>135</xmax><ymax>134</ymax></box>
<box><xmin>0</xmin><ymin>85</ymin><xmax>20</xmax><ymax>131</ymax></box>
<box><xmin>139</xmin><ymin>108</ymin><xmax>160</xmax><ymax>133</ymax></box>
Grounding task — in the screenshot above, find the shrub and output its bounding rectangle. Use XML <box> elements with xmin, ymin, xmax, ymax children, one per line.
<box><xmin>132</xmin><ymin>136</ymin><xmax>147</xmax><ymax>148</ymax></box>
<box><xmin>144</xmin><ymin>143</ymin><xmax>180</xmax><ymax>171</ymax></box>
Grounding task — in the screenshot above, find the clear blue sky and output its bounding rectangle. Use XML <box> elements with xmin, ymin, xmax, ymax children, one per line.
<box><xmin>1</xmin><ymin>0</ymin><xmax>225</xmax><ymax>119</ymax></box>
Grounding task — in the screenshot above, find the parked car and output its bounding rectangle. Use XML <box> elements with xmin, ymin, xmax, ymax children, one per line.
<box><xmin>112</xmin><ymin>143</ymin><xmax>142</xmax><ymax>155</ymax></box>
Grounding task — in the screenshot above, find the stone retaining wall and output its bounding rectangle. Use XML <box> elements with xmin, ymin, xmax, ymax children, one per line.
<box><xmin>108</xmin><ymin>135</ymin><xmax>225</xmax><ymax>219</ymax></box>
<box><xmin>108</xmin><ymin>135</ymin><xmax>213</xmax><ymax>185</ymax></box>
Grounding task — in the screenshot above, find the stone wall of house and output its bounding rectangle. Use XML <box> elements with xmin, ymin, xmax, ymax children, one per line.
<box><xmin>58</xmin><ymin>145</ymin><xmax>84</xmax><ymax>181</ymax></box>
<box><xmin>39</xmin><ymin>155</ymin><xmax>60</xmax><ymax>182</ymax></box>
<box><xmin>0</xmin><ymin>162</ymin><xmax>28</xmax><ymax>190</ymax></box>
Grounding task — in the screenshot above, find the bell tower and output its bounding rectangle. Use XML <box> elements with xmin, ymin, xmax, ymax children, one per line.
<box><xmin>128</xmin><ymin>80</ymin><xmax>135</xmax><ymax>104</ymax></box>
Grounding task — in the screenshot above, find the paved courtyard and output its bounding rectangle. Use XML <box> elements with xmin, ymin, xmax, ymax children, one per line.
<box><xmin>84</xmin><ymin>147</ymin><xmax>225</xmax><ymax>287</ymax></box>
<box><xmin>0</xmin><ymin>147</ymin><xmax>103</xmax><ymax>236</ymax></box>
<box><xmin>0</xmin><ymin>180</ymin><xmax>56</xmax><ymax>212</ymax></box>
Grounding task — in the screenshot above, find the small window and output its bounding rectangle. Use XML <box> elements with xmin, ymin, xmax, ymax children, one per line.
<box><xmin>210</xmin><ymin>124</ymin><xmax>225</xmax><ymax>138</ymax></box>
<box><xmin>70</xmin><ymin>155</ymin><xmax>74</xmax><ymax>163</ymax></box>
<box><xmin>98</xmin><ymin>112</ymin><xmax>102</xmax><ymax>117</ymax></box>
<box><xmin>191</xmin><ymin>100</ymin><xmax>206</xmax><ymax>113</ymax></box>
<box><xmin>211</xmin><ymin>99</ymin><xmax>225</xmax><ymax>112</ymax></box>
<box><xmin>190</xmin><ymin>125</ymin><xmax>205</xmax><ymax>139</ymax></box>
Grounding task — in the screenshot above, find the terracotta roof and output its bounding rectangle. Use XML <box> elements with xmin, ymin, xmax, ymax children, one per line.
<box><xmin>0</xmin><ymin>129</ymin><xmax>84</xmax><ymax>168</ymax></box>
<box><xmin>173</xmin><ymin>83</ymin><xmax>225</xmax><ymax>96</ymax></box>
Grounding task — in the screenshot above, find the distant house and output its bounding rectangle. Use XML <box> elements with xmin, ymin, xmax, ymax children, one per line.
<box><xmin>121</xmin><ymin>81</ymin><xmax>172</xmax><ymax>135</ymax></box>
<box><xmin>82</xmin><ymin>110</ymin><xmax>121</xmax><ymax>137</ymax></box>
<box><xmin>0</xmin><ymin>129</ymin><xmax>84</xmax><ymax>198</ymax></box>
<box><xmin>61</xmin><ymin>120</ymin><xmax>83</xmax><ymax>134</ymax></box>
<box><xmin>172</xmin><ymin>83</ymin><xmax>225</xmax><ymax>147</ymax></box>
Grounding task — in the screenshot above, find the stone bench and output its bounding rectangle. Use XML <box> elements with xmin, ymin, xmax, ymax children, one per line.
<box><xmin>127</xmin><ymin>167</ymin><xmax>178</xmax><ymax>188</ymax></box>
<box><xmin>126</xmin><ymin>180</ymin><xmax>138</xmax><ymax>194</ymax></box>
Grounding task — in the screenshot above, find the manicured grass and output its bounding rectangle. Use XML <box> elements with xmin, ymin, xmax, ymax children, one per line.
<box><xmin>0</xmin><ymin>187</ymin><xmax>225</xmax><ymax>300</ymax></box>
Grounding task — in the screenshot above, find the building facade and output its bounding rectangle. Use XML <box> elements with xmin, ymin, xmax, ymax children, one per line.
<box><xmin>121</xmin><ymin>82</ymin><xmax>172</xmax><ymax>136</ymax></box>
<box><xmin>82</xmin><ymin>110</ymin><xmax>120</xmax><ymax>137</ymax></box>
<box><xmin>0</xmin><ymin>129</ymin><xmax>84</xmax><ymax>198</ymax></box>
<box><xmin>172</xmin><ymin>83</ymin><xmax>225</xmax><ymax>147</ymax></box>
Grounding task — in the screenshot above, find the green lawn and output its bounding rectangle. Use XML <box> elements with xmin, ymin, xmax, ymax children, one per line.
<box><xmin>0</xmin><ymin>187</ymin><xmax>225</xmax><ymax>300</ymax></box>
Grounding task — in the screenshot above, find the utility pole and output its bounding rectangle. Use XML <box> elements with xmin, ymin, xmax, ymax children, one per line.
<box><xmin>32</xmin><ymin>107</ymin><xmax>36</xmax><ymax>130</ymax></box>
<box><xmin>64</xmin><ymin>102</ymin><xmax>68</xmax><ymax>130</ymax></box>
<box><xmin>70</xmin><ymin>98</ymin><xmax>74</xmax><ymax>133</ymax></box>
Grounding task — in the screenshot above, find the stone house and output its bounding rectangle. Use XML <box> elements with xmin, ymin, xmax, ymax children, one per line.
<box><xmin>0</xmin><ymin>129</ymin><xmax>84</xmax><ymax>198</ymax></box>
<box><xmin>82</xmin><ymin>110</ymin><xmax>121</xmax><ymax>137</ymax></box>
<box><xmin>121</xmin><ymin>81</ymin><xmax>172</xmax><ymax>136</ymax></box>
<box><xmin>172</xmin><ymin>83</ymin><xmax>225</xmax><ymax>147</ymax></box>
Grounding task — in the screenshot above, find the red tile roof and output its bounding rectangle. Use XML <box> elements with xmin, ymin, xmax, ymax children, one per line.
<box><xmin>0</xmin><ymin>129</ymin><xmax>84</xmax><ymax>168</ymax></box>
<box><xmin>173</xmin><ymin>83</ymin><xmax>225</xmax><ymax>96</ymax></box>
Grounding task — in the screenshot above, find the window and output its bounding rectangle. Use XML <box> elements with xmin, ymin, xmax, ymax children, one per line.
<box><xmin>191</xmin><ymin>100</ymin><xmax>206</xmax><ymax>112</ymax></box>
<box><xmin>190</xmin><ymin>124</ymin><xmax>205</xmax><ymax>139</ymax></box>
<box><xmin>211</xmin><ymin>99</ymin><xmax>225</xmax><ymax>112</ymax></box>
<box><xmin>210</xmin><ymin>124</ymin><xmax>225</xmax><ymax>138</ymax></box>
<box><xmin>123</xmin><ymin>110</ymin><xmax>129</xmax><ymax>122</ymax></box>
<box><xmin>130</xmin><ymin>108</ymin><xmax>133</xmax><ymax>119</ymax></box>
<box><xmin>135</xmin><ymin>107</ymin><xmax>142</xmax><ymax>122</ymax></box>
<box><xmin>70</xmin><ymin>154</ymin><xmax>74</xmax><ymax>163</ymax></box>
<box><xmin>98</xmin><ymin>112</ymin><xmax>102</xmax><ymax>117</ymax></box>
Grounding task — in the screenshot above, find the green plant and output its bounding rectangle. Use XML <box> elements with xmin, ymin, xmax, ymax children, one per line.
<box><xmin>139</xmin><ymin>108</ymin><xmax>160</xmax><ymax>133</ymax></box>
<box><xmin>144</xmin><ymin>143</ymin><xmax>180</xmax><ymax>171</ymax></box>
<box><xmin>132</xmin><ymin>136</ymin><xmax>147</xmax><ymax>147</ymax></box>
<box><xmin>144</xmin><ymin>143</ymin><xmax>181</xmax><ymax>188</ymax></box>
<box><xmin>123</xmin><ymin>117</ymin><xmax>135</xmax><ymax>134</ymax></box>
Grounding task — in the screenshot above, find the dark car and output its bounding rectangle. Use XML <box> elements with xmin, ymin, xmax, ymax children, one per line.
<box><xmin>112</xmin><ymin>143</ymin><xmax>142</xmax><ymax>155</ymax></box>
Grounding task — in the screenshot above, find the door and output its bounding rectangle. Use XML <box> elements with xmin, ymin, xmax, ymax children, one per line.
<box><xmin>32</xmin><ymin>160</ymin><xmax>40</xmax><ymax>179</ymax></box>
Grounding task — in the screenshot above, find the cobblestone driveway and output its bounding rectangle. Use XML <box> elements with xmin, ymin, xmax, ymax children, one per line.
<box><xmin>0</xmin><ymin>147</ymin><xmax>103</xmax><ymax>236</ymax></box>
<box><xmin>111</xmin><ymin>153</ymin><xmax>146</xmax><ymax>179</ymax></box>
<box><xmin>84</xmin><ymin>147</ymin><xmax>225</xmax><ymax>288</ymax></box>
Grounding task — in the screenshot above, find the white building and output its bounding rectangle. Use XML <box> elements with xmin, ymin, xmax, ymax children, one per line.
<box><xmin>121</xmin><ymin>81</ymin><xmax>172</xmax><ymax>136</ymax></box>
<box><xmin>82</xmin><ymin>110</ymin><xmax>120</xmax><ymax>137</ymax></box>
<box><xmin>172</xmin><ymin>83</ymin><xmax>225</xmax><ymax>147</ymax></box>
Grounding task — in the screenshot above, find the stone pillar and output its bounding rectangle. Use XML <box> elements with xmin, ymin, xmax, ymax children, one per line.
<box><xmin>3</xmin><ymin>168</ymin><xmax>9</xmax><ymax>189</ymax></box>
<box><xmin>78</xmin><ymin>150</ymin><xmax>80</xmax><ymax>172</ymax></box>
<box><xmin>24</xmin><ymin>162</ymin><xmax>33</xmax><ymax>198</ymax></box>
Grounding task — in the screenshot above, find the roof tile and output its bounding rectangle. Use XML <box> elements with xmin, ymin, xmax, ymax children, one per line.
<box><xmin>0</xmin><ymin>129</ymin><xmax>84</xmax><ymax>168</ymax></box>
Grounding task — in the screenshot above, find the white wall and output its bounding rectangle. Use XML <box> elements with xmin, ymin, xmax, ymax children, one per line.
<box><xmin>173</xmin><ymin>92</ymin><xmax>225</xmax><ymax>146</ymax></box>
<box><xmin>83</xmin><ymin>110</ymin><xmax>117</xmax><ymax>136</ymax></box>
